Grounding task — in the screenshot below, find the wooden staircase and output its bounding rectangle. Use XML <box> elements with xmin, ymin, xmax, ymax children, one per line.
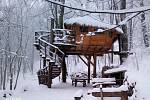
<box><xmin>51</xmin><ymin>66</ymin><xmax>61</xmax><ymax>79</ymax></box>
<box><xmin>34</xmin><ymin>31</ymin><xmax>64</xmax><ymax>88</ymax></box>
<box><xmin>37</xmin><ymin>64</ymin><xmax>61</xmax><ymax>86</ymax></box>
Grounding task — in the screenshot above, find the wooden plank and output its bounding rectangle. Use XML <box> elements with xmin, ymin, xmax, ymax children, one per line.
<box><xmin>92</xmin><ymin>82</ymin><xmax>116</xmax><ymax>88</ymax></box>
<box><xmin>92</xmin><ymin>91</ymin><xmax>122</xmax><ymax>97</ymax></box>
<box><xmin>92</xmin><ymin>91</ymin><xmax>128</xmax><ymax>100</ymax></box>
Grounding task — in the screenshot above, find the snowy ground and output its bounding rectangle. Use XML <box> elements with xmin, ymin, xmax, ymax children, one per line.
<box><xmin>1</xmin><ymin>47</ymin><xmax>150</xmax><ymax>100</ymax></box>
<box><xmin>0</xmin><ymin>74</ymin><xmax>122</xmax><ymax>100</ymax></box>
<box><xmin>0</xmin><ymin>74</ymin><xmax>92</xmax><ymax>100</ymax></box>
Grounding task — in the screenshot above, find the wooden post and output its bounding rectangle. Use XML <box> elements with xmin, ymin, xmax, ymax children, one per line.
<box><xmin>93</xmin><ymin>54</ymin><xmax>97</xmax><ymax>78</ymax></box>
<box><xmin>50</xmin><ymin>18</ymin><xmax>54</xmax><ymax>43</ymax></box>
<box><xmin>100</xmin><ymin>85</ymin><xmax>103</xmax><ymax>100</ymax></box>
<box><xmin>43</xmin><ymin>43</ymin><xmax>47</xmax><ymax>67</ymax></box>
<box><xmin>51</xmin><ymin>18</ymin><xmax>54</xmax><ymax>30</ymax></box>
<box><xmin>88</xmin><ymin>56</ymin><xmax>91</xmax><ymax>83</ymax></box>
<box><xmin>54</xmin><ymin>49</ymin><xmax>57</xmax><ymax>62</ymax></box>
<box><xmin>43</xmin><ymin>57</ymin><xmax>46</xmax><ymax>68</ymax></box>
<box><xmin>118</xmin><ymin>35</ymin><xmax>123</xmax><ymax>64</ymax></box>
<box><xmin>121</xmin><ymin>91</ymin><xmax>128</xmax><ymax>100</ymax></box>
<box><xmin>111</xmin><ymin>44</ymin><xmax>114</xmax><ymax>64</ymax></box>
<box><xmin>62</xmin><ymin>56</ymin><xmax>67</xmax><ymax>82</ymax></box>
<box><xmin>47</xmin><ymin>61</ymin><xmax>52</xmax><ymax>88</ymax></box>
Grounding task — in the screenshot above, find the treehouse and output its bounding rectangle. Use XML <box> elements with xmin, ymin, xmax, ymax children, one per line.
<box><xmin>34</xmin><ymin>16</ymin><xmax>123</xmax><ymax>88</ymax></box>
<box><xmin>63</xmin><ymin>16</ymin><xmax>123</xmax><ymax>55</ymax></box>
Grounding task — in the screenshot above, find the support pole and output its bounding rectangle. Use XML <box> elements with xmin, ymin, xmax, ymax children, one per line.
<box><xmin>93</xmin><ymin>54</ymin><xmax>97</xmax><ymax>78</ymax></box>
<box><xmin>47</xmin><ymin>61</ymin><xmax>52</xmax><ymax>88</ymax></box>
<box><xmin>43</xmin><ymin>57</ymin><xmax>46</xmax><ymax>68</ymax></box>
<box><xmin>111</xmin><ymin>44</ymin><xmax>114</xmax><ymax>64</ymax></box>
<box><xmin>62</xmin><ymin>56</ymin><xmax>67</xmax><ymax>82</ymax></box>
<box><xmin>43</xmin><ymin>43</ymin><xmax>47</xmax><ymax>68</ymax></box>
<box><xmin>88</xmin><ymin>56</ymin><xmax>91</xmax><ymax>83</ymax></box>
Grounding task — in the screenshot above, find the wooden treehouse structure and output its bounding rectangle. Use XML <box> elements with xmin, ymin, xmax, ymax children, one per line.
<box><xmin>34</xmin><ymin>16</ymin><xmax>123</xmax><ymax>88</ymax></box>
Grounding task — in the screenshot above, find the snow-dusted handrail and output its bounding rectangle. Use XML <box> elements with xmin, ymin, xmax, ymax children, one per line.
<box><xmin>34</xmin><ymin>32</ymin><xmax>64</xmax><ymax>65</ymax></box>
<box><xmin>45</xmin><ymin>0</ymin><xmax>150</xmax><ymax>14</ymax></box>
<box><xmin>38</xmin><ymin>34</ymin><xmax>64</xmax><ymax>55</ymax></box>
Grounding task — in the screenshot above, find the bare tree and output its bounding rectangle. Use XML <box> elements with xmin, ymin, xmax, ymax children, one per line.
<box><xmin>128</xmin><ymin>0</ymin><xmax>134</xmax><ymax>51</ymax></box>
<box><xmin>119</xmin><ymin>0</ymin><xmax>128</xmax><ymax>64</ymax></box>
<box><xmin>140</xmin><ymin>0</ymin><xmax>149</xmax><ymax>47</ymax></box>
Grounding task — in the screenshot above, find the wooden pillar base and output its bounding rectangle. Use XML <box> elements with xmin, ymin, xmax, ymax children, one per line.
<box><xmin>88</xmin><ymin>56</ymin><xmax>91</xmax><ymax>83</ymax></box>
<box><xmin>93</xmin><ymin>54</ymin><xmax>97</xmax><ymax>78</ymax></box>
<box><xmin>47</xmin><ymin>62</ymin><xmax>52</xmax><ymax>88</ymax></box>
<box><xmin>62</xmin><ymin>57</ymin><xmax>67</xmax><ymax>83</ymax></box>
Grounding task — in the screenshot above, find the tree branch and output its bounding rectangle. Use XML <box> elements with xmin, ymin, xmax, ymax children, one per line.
<box><xmin>45</xmin><ymin>0</ymin><xmax>150</xmax><ymax>14</ymax></box>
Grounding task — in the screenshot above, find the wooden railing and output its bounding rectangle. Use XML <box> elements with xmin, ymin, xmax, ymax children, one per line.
<box><xmin>34</xmin><ymin>31</ymin><xmax>64</xmax><ymax>66</ymax></box>
<box><xmin>34</xmin><ymin>31</ymin><xmax>65</xmax><ymax>88</ymax></box>
<box><xmin>37</xmin><ymin>66</ymin><xmax>49</xmax><ymax>85</ymax></box>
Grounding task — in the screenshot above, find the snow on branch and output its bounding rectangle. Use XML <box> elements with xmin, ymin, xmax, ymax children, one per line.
<box><xmin>102</xmin><ymin>12</ymin><xmax>141</xmax><ymax>33</ymax></box>
<box><xmin>45</xmin><ymin>0</ymin><xmax>150</xmax><ymax>14</ymax></box>
<box><xmin>0</xmin><ymin>49</ymin><xmax>28</xmax><ymax>58</ymax></box>
<box><xmin>118</xmin><ymin>12</ymin><xmax>141</xmax><ymax>26</ymax></box>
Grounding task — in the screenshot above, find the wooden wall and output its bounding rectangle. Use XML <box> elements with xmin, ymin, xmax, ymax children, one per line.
<box><xmin>64</xmin><ymin>23</ymin><xmax>119</xmax><ymax>52</ymax></box>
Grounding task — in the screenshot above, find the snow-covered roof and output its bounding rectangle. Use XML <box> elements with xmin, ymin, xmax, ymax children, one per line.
<box><xmin>52</xmin><ymin>29</ymin><xmax>73</xmax><ymax>31</ymax></box>
<box><xmin>65</xmin><ymin>16</ymin><xmax>123</xmax><ymax>33</ymax></box>
<box><xmin>104</xmin><ymin>67</ymin><xmax>127</xmax><ymax>74</ymax></box>
<box><xmin>92</xmin><ymin>78</ymin><xmax>116</xmax><ymax>83</ymax></box>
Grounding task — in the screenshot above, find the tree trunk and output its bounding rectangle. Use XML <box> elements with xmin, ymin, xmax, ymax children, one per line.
<box><xmin>140</xmin><ymin>0</ymin><xmax>149</xmax><ymax>47</ymax></box>
<box><xmin>119</xmin><ymin>0</ymin><xmax>128</xmax><ymax>64</ymax></box>
<box><xmin>14</xmin><ymin>58</ymin><xmax>22</xmax><ymax>90</ymax></box>
<box><xmin>59</xmin><ymin>0</ymin><xmax>65</xmax><ymax>29</ymax></box>
<box><xmin>54</xmin><ymin>1</ymin><xmax>58</xmax><ymax>28</ymax></box>
<box><xmin>128</xmin><ymin>0</ymin><xmax>133</xmax><ymax>51</ymax></box>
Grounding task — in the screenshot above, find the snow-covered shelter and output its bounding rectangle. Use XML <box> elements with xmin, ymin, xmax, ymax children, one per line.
<box><xmin>64</xmin><ymin>16</ymin><xmax>122</xmax><ymax>55</ymax></box>
<box><xmin>34</xmin><ymin>16</ymin><xmax>123</xmax><ymax>88</ymax></box>
<box><xmin>65</xmin><ymin>16</ymin><xmax>123</xmax><ymax>35</ymax></box>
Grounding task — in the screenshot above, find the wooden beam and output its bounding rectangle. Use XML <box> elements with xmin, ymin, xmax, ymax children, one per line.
<box><xmin>88</xmin><ymin>56</ymin><xmax>91</xmax><ymax>83</ymax></box>
<box><xmin>93</xmin><ymin>54</ymin><xmax>97</xmax><ymax>78</ymax></box>
<box><xmin>84</xmin><ymin>55</ymin><xmax>94</xmax><ymax>66</ymax></box>
<box><xmin>78</xmin><ymin>55</ymin><xmax>98</xmax><ymax>83</ymax></box>
<box><xmin>78</xmin><ymin>55</ymin><xmax>88</xmax><ymax>67</ymax></box>
<box><xmin>62</xmin><ymin>56</ymin><xmax>67</xmax><ymax>82</ymax></box>
<box><xmin>47</xmin><ymin>61</ymin><xmax>52</xmax><ymax>88</ymax></box>
<box><xmin>43</xmin><ymin>57</ymin><xmax>46</xmax><ymax>68</ymax></box>
<box><xmin>111</xmin><ymin>44</ymin><xmax>114</xmax><ymax>64</ymax></box>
